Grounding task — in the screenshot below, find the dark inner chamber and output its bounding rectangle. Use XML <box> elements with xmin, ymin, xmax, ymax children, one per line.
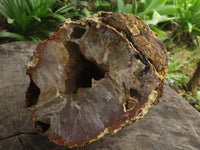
<box><xmin>25</xmin><ymin>79</ymin><xmax>40</xmax><ymax>107</ymax></box>
<box><xmin>65</xmin><ymin>42</ymin><xmax>106</xmax><ymax>94</ymax></box>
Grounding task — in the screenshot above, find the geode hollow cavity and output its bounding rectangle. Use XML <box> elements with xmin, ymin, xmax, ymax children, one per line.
<box><xmin>25</xmin><ymin>12</ymin><xmax>168</xmax><ymax>148</ymax></box>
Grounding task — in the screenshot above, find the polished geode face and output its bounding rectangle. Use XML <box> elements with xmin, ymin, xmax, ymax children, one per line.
<box><xmin>25</xmin><ymin>13</ymin><xmax>167</xmax><ymax>148</ymax></box>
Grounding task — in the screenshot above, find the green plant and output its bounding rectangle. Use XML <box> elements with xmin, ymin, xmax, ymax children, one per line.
<box><xmin>166</xmin><ymin>49</ymin><xmax>200</xmax><ymax>112</ymax></box>
<box><xmin>193</xmin><ymin>89</ymin><xmax>200</xmax><ymax>111</ymax></box>
<box><xmin>64</xmin><ymin>1</ymin><xmax>92</xmax><ymax>19</ymax></box>
<box><xmin>94</xmin><ymin>0</ymin><xmax>111</xmax><ymax>12</ymax></box>
<box><xmin>117</xmin><ymin>0</ymin><xmax>133</xmax><ymax>13</ymax></box>
<box><xmin>0</xmin><ymin>0</ymin><xmax>75</xmax><ymax>41</ymax></box>
<box><xmin>174</xmin><ymin>0</ymin><xmax>200</xmax><ymax>34</ymax></box>
<box><xmin>116</xmin><ymin>0</ymin><xmax>178</xmax><ymax>26</ymax></box>
<box><xmin>165</xmin><ymin>0</ymin><xmax>200</xmax><ymax>47</ymax></box>
<box><xmin>184</xmin><ymin>86</ymin><xmax>200</xmax><ymax>111</ymax></box>
<box><xmin>166</xmin><ymin>50</ymin><xmax>199</xmax><ymax>88</ymax></box>
<box><xmin>150</xmin><ymin>26</ymin><xmax>169</xmax><ymax>42</ymax></box>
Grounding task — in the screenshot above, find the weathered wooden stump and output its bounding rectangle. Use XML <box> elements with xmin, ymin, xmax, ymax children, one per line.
<box><xmin>0</xmin><ymin>41</ymin><xmax>200</xmax><ymax>150</ymax></box>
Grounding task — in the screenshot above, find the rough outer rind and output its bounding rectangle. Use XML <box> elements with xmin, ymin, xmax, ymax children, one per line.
<box><xmin>26</xmin><ymin>12</ymin><xmax>167</xmax><ymax>148</ymax></box>
<box><xmin>99</xmin><ymin>13</ymin><xmax>168</xmax><ymax>78</ymax></box>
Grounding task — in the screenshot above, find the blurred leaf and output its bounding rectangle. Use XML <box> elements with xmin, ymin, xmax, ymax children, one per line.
<box><xmin>124</xmin><ymin>4</ymin><xmax>133</xmax><ymax>13</ymax></box>
<box><xmin>157</xmin><ymin>35</ymin><xmax>169</xmax><ymax>42</ymax></box>
<box><xmin>137</xmin><ymin>0</ymin><xmax>167</xmax><ymax>15</ymax></box>
<box><xmin>117</xmin><ymin>0</ymin><xmax>132</xmax><ymax>13</ymax></box>
<box><xmin>137</xmin><ymin>1</ymin><xmax>146</xmax><ymax>13</ymax></box>
<box><xmin>117</xmin><ymin>0</ymin><xmax>125</xmax><ymax>13</ymax></box>
<box><xmin>50</xmin><ymin>13</ymin><xmax>65</xmax><ymax>21</ymax></box>
<box><xmin>0</xmin><ymin>31</ymin><xmax>26</xmax><ymax>40</ymax></box>
<box><xmin>145</xmin><ymin>10</ymin><xmax>177</xmax><ymax>25</ymax></box>
<box><xmin>194</xmin><ymin>104</ymin><xmax>200</xmax><ymax>111</ymax></box>
<box><xmin>145</xmin><ymin>0</ymin><xmax>167</xmax><ymax>12</ymax></box>
<box><xmin>82</xmin><ymin>8</ymin><xmax>91</xmax><ymax>17</ymax></box>
<box><xmin>55</xmin><ymin>3</ymin><xmax>76</xmax><ymax>13</ymax></box>
<box><xmin>78</xmin><ymin>1</ymin><xmax>90</xmax><ymax>7</ymax></box>
<box><xmin>197</xmin><ymin>91</ymin><xmax>200</xmax><ymax>100</ymax></box>
<box><xmin>187</xmin><ymin>21</ymin><xmax>193</xmax><ymax>32</ymax></box>
<box><xmin>32</xmin><ymin>16</ymin><xmax>41</xmax><ymax>23</ymax></box>
<box><xmin>28</xmin><ymin>35</ymin><xmax>42</xmax><ymax>41</ymax></box>
<box><xmin>94</xmin><ymin>0</ymin><xmax>110</xmax><ymax>8</ymax></box>
<box><xmin>7</xmin><ymin>17</ymin><xmax>14</xmax><ymax>24</ymax></box>
<box><xmin>156</xmin><ymin>5</ymin><xmax>178</xmax><ymax>15</ymax></box>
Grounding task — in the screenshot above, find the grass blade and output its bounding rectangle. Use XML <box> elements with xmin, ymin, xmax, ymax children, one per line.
<box><xmin>55</xmin><ymin>3</ymin><xmax>76</xmax><ymax>13</ymax></box>
<box><xmin>0</xmin><ymin>31</ymin><xmax>26</xmax><ymax>41</ymax></box>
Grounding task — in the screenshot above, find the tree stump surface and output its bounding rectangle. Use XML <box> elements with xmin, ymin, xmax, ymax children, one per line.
<box><xmin>0</xmin><ymin>41</ymin><xmax>200</xmax><ymax>150</ymax></box>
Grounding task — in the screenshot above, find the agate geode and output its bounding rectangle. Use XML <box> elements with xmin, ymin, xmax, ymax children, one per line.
<box><xmin>25</xmin><ymin>12</ymin><xmax>168</xmax><ymax>148</ymax></box>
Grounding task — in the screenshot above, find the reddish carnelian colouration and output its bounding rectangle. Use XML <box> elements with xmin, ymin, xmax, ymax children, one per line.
<box><xmin>25</xmin><ymin>12</ymin><xmax>167</xmax><ymax>148</ymax></box>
